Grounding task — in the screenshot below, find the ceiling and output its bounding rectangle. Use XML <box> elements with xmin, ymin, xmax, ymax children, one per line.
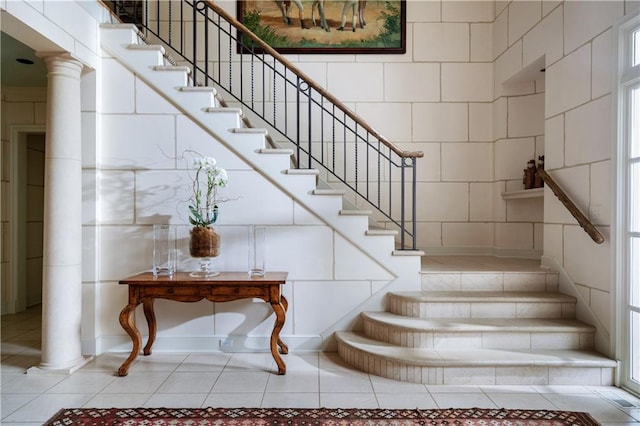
<box><xmin>1</xmin><ymin>31</ymin><xmax>48</xmax><ymax>87</ymax></box>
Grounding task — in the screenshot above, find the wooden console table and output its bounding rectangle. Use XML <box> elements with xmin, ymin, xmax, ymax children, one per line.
<box><xmin>117</xmin><ymin>271</ymin><xmax>289</xmax><ymax>376</ymax></box>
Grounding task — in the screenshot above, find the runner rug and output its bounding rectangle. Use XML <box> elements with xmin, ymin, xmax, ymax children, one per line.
<box><xmin>44</xmin><ymin>407</ymin><xmax>600</xmax><ymax>426</ymax></box>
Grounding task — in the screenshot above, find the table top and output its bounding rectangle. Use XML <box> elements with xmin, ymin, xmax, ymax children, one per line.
<box><xmin>119</xmin><ymin>271</ymin><xmax>289</xmax><ymax>285</ymax></box>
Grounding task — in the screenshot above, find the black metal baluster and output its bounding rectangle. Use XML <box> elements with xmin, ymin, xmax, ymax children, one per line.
<box><xmin>307</xmin><ymin>86</ymin><xmax>312</xmax><ymax>169</ymax></box>
<box><xmin>295</xmin><ymin>75</ymin><xmax>301</xmax><ymax>167</ymax></box>
<box><xmin>191</xmin><ymin>4</ymin><xmax>197</xmax><ymax>86</ymax></box>
<box><xmin>411</xmin><ymin>158</ymin><xmax>417</xmax><ymax>250</ymax></box>
<box><xmin>354</xmin><ymin>125</ymin><xmax>358</xmax><ymax>194</ymax></box>
<box><xmin>332</xmin><ymin>106</ymin><xmax>336</xmax><ymax>174</ymax></box>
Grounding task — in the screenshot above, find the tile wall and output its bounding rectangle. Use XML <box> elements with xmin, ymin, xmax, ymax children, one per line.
<box><xmin>492</xmin><ymin>0</ymin><xmax>639</xmax><ymax>353</ymax></box>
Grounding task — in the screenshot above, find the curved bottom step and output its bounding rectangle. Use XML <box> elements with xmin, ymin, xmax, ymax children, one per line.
<box><xmin>336</xmin><ymin>331</ymin><xmax>616</xmax><ymax>385</ymax></box>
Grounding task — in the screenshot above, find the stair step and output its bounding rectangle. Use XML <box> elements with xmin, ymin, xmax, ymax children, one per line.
<box><xmin>366</xmin><ymin>229</ymin><xmax>398</xmax><ymax>236</ymax></box>
<box><xmin>127</xmin><ymin>44</ymin><xmax>165</xmax><ymax>54</ymax></box>
<box><xmin>148</xmin><ymin>65</ymin><xmax>191</xmax><ymax>87</ymax></box>
<box><xmin>285</xmin><ymin>169</ymin><xmax>319</xmax><ymax>175</ymax></box>
<box><xmin>339</xmin><ymin>210</ymin><xmax>372</xmax><ymax>216</ymax></box>
<box><xmin>421</xmin><ymin>270</ymin><xmax>558</xmax><ymax>293</ymax></box>
<box><xmin>280</xmin><ymin>169</ymin><xmax>319</xmax><ymax>193</ymax></box>
<box><xmin>200</xmin><ymin>107</ymin><xmax>242</xmax><ymax>129</ymax></box>
<box><xmin>364</xmin><ymin>311</ymin><xmax>595</xmax><ymax>333</ymax></box>
<box><xmin>179</xmin><ymin>86</ymin><xmax>217</xmax><ymax>94</ymax></box>
<box><xmin>389</xmin><ymin>291</ymin><xmax>577</xmax><ymax>319</ymax></box>
<box><xmin>362</xmin><ymin>312</ymin><xmax>595</xmax><ymax>350</ymax></box>
<box><xmin>100</xmin><ymin>23</ymin><xmax>141</xmax><ymax>44</ymax></box>
<box><xmin>392</xmin><ymin>250</ymin><xmax>426</xmax><ymax>257</ymax></box>
<box><xmin>152</xmin><ymin>65</ymin><xmax>191</xmax><ymax>74</ymax></box>
<box><xmin>205</xmin><ymin>106</ymin><xmax>242</xmax><ymax>114</ymax></box>
<box><xmin>230</xmin><ymin>128</ymin><xmax>268</xmax><ymax>135</ymax></box>
<box><xmin>126</xmin><ymin>44</ymin><xmax>166</xmax><ymax>66</ymax></box>
<box><xmin>312</xmin><ymin>189</ymin><xmax>346</xmax><ymax>196</ymax></box>
<box><xmin>336</xmin><ymin>331</ymin><xmax>616</xmax><ymax>385</ymax></box>
<box><xmin>174</xmin><ymin>86</ymin><xmax>217</xmax><ymax>109</ymax></box>
<box><xmin>392</xmin><ymin>291</ymin><xmax>576</xmax><ymax>303</ymax></box>
<box><xmin>258</xmin><ymin>148</ymin><xmax>294</xmax><ymax>155</ymax></box>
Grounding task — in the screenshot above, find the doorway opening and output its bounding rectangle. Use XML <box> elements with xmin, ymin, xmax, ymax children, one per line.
<box><xmin>5</xmin><ymin>126</ymin><xmax>46</xmax><ymax>315</ymax></box>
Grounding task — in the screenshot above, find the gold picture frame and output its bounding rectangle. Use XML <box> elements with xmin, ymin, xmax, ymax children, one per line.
<box><xmin>236</xmin><ymin>0</ymin><xmax>406</xmax><ymax>54</ymax></box>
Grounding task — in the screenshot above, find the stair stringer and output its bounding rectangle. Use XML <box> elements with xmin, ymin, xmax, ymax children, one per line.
<box><xmin>100</xmin><ymin>25</ymin><xmax>423</xmax><ymax>337</ymax></box>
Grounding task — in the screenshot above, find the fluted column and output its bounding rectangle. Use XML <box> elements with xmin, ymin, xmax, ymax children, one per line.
<box><xmin>31</xmin><ymin>53</ymin><xmax>89</xmax><ymax>373</ymax></box>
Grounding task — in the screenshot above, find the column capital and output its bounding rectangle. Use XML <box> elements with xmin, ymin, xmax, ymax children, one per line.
<box><xmin>36</xmin><ymin>52</ymin><xmax>84</xmax><ymax>76</ymax></box>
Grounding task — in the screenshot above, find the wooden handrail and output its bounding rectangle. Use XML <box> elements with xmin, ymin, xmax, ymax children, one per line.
<box><xmin>204</xmin><ymin>0</ymin><xmax>423</xmax><ymax>160</ymax></box>
<box><xmin>538</xmin><ymin>169</ymin><xmax>605</xmax><ymax>244</ymax></box>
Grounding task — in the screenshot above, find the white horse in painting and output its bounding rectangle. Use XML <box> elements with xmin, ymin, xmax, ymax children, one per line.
<box><xmin>311</xmin><ymin>0</ymin><xmax>330</xmax><ymax>32</ymax></box>
<box><xmin>312</xmin><ymin>0</ymin><xmax>367</xmax><ymax>32</ymax></box>
<box><xmin>337</xmin><ymin>0</ymin><xmax>367</xmax><ymax>32</ymax></box>
<box><xmin>275</xmin><ymin>0</ymin><xmax>309</xmax><ymax>29</ymax></box>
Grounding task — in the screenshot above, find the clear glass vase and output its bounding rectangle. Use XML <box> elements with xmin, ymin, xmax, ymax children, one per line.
<box><xmin>248</xmin><ymin>225</ymin><xmax>266</xmax><ymax>277</ymax></box>
<box><xmin>189</xmin><ymin>226</ymin><xmax>220</xmax><ymax>277</ymax></box>
<box><xmin>153</xmin><ymin>224</ymin><xmax>176</xmax><ymax>278</ymax></box>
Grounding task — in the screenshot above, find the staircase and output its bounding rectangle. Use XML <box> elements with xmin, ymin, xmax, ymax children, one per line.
<box><xmin>100</xmin><ymin>24</ymin><xmax>615</xmax><ymax>386</ymax></box>
<box><xmin>99</xmin><ymin>23</ymin><xmax>423</xmax><ymax>339</ymax></box>
<box><xmin>336</xmin><ymin>258</ymin><xmax>617</xmax><ymax>385</ymax></box>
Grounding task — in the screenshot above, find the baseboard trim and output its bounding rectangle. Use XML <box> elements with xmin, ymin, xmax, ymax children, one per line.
<box><xmin>87</xmin><ymin>335</ymin><xmax>325</xmax><ymax>355</ymax></box>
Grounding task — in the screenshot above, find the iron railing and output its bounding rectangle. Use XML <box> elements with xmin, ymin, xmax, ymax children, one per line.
<box><xmin>105</xmin><ymin>0</ymin><xmax>423</xmax><ymax>250</ymax></box>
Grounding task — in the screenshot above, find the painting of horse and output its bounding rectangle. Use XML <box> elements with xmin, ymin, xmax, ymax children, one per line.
<box><xmin>237</xmin><ymin>0</ymin><xmax>405</xmax><ymax>54</ymax></box>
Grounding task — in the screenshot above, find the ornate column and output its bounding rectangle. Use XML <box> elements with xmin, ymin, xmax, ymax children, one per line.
<box><xmin>30</xmin><ymin>53</ymin><xmax>90</xmax><ymax>373</ymax></box>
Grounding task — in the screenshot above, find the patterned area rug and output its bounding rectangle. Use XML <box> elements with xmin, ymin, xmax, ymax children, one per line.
<box><xmin>44</xmin><ymin>407</ymin><xmax>600</xmax><ymax>425</ymax></box>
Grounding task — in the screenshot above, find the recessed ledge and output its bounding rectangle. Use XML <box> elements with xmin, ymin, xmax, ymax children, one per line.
<box><xmin>501</xmin><ymin>188</ymin><xmax>544</xmax><ymax>200</ymax></box>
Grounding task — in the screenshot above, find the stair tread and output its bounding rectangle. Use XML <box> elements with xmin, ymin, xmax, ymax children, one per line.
<box><xmin>179</xmin><ymin>86</ymin><xmax>216</xmax><ymax>93</ymax></box>
<box><xmin>363</xmin><ymin>311</ymin><xmax>595</xmax><ymax>332</ymax></box>
<box><xmin>390</xmin><ymin>291</ymin><xmax>576</xmax><ymax>303</ymax></box>
<box><xmin>312</xmin><ymin>189</ymin><xmax>346</xmax><ymax>195</ymax></box>
<box><xmin>231</xmin><ymin>128</ymin><xmax>268</xmax><ymax>134</ymax></box>
<box><xmin>285</xmin><ymin>169</ymin><xmax>319</xmax><ymax>175</ymax></box>
<box><xmin>392</xmin><ymin>250</ymin><xmax>425</xmax><ymax>256</ymax></box>
<box><xmin>336</xmin><ymin>331</ymin><xmax>616</xmax><ymax>367</ymax></box>
<box><xmin>152</xmin><ymin>65</ymin><xmax>191</xmax><ymax>73</ymax></box>
<box><xmin>127</xmin><ymin>44</ymin><xmax>165</xmax><ymax>52</ymax></box>
<box><xmin>258</xmin><ymin>148</ymin><xmax>294</xmax><ymax>154</ymax></box>
<box><xmin>205</xmin><ymin>107</ymin><xmax>242</xmax><ymax>113</ymax></box>
<box><xmin>340</xmin><ymin>209</ymin><xmax>372</xmax><ymax>216</ymax></box>
<box><xmin>366</xmin><ymin>229</ymin><xmax>398</xmax><ymax>236</ymax></box>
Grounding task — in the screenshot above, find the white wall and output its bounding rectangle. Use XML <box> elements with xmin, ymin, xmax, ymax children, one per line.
<box><xmin>492</xmin><ymin>0</ymin><xmax>639</xmax><ymax>354</ymax></box>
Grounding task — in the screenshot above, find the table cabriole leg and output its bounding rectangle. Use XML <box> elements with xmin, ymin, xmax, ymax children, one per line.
<box><xmin>277</xmin><ymin>295</ymin><xmax>289</xmax><ymax>354</ymax></box>
<box><xmin>142</xmin><ymin>298</ymin><xmax>156</xmax><ymax>356</ymax></box>
<box><xmin>117</xmin><ymin>303</ymin><xmax>141</xmax><ymax>376</ymax></box>
<box><xmin>270</xmin><ymin>300</ymin><xmax>287</xmax><ymax>375</ymax></box>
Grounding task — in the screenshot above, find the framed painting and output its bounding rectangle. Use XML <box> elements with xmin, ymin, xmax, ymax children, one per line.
<box><xmin>236</xmin><ymin>0</ymin><xmax>406</xmax><ymax>54</ymax></box>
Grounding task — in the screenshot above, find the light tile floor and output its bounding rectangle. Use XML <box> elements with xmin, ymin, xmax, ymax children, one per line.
<box><xmin>2</xmin><ymin>307</ymin><xmax>640</xmax><ymax>426</ymax></box>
